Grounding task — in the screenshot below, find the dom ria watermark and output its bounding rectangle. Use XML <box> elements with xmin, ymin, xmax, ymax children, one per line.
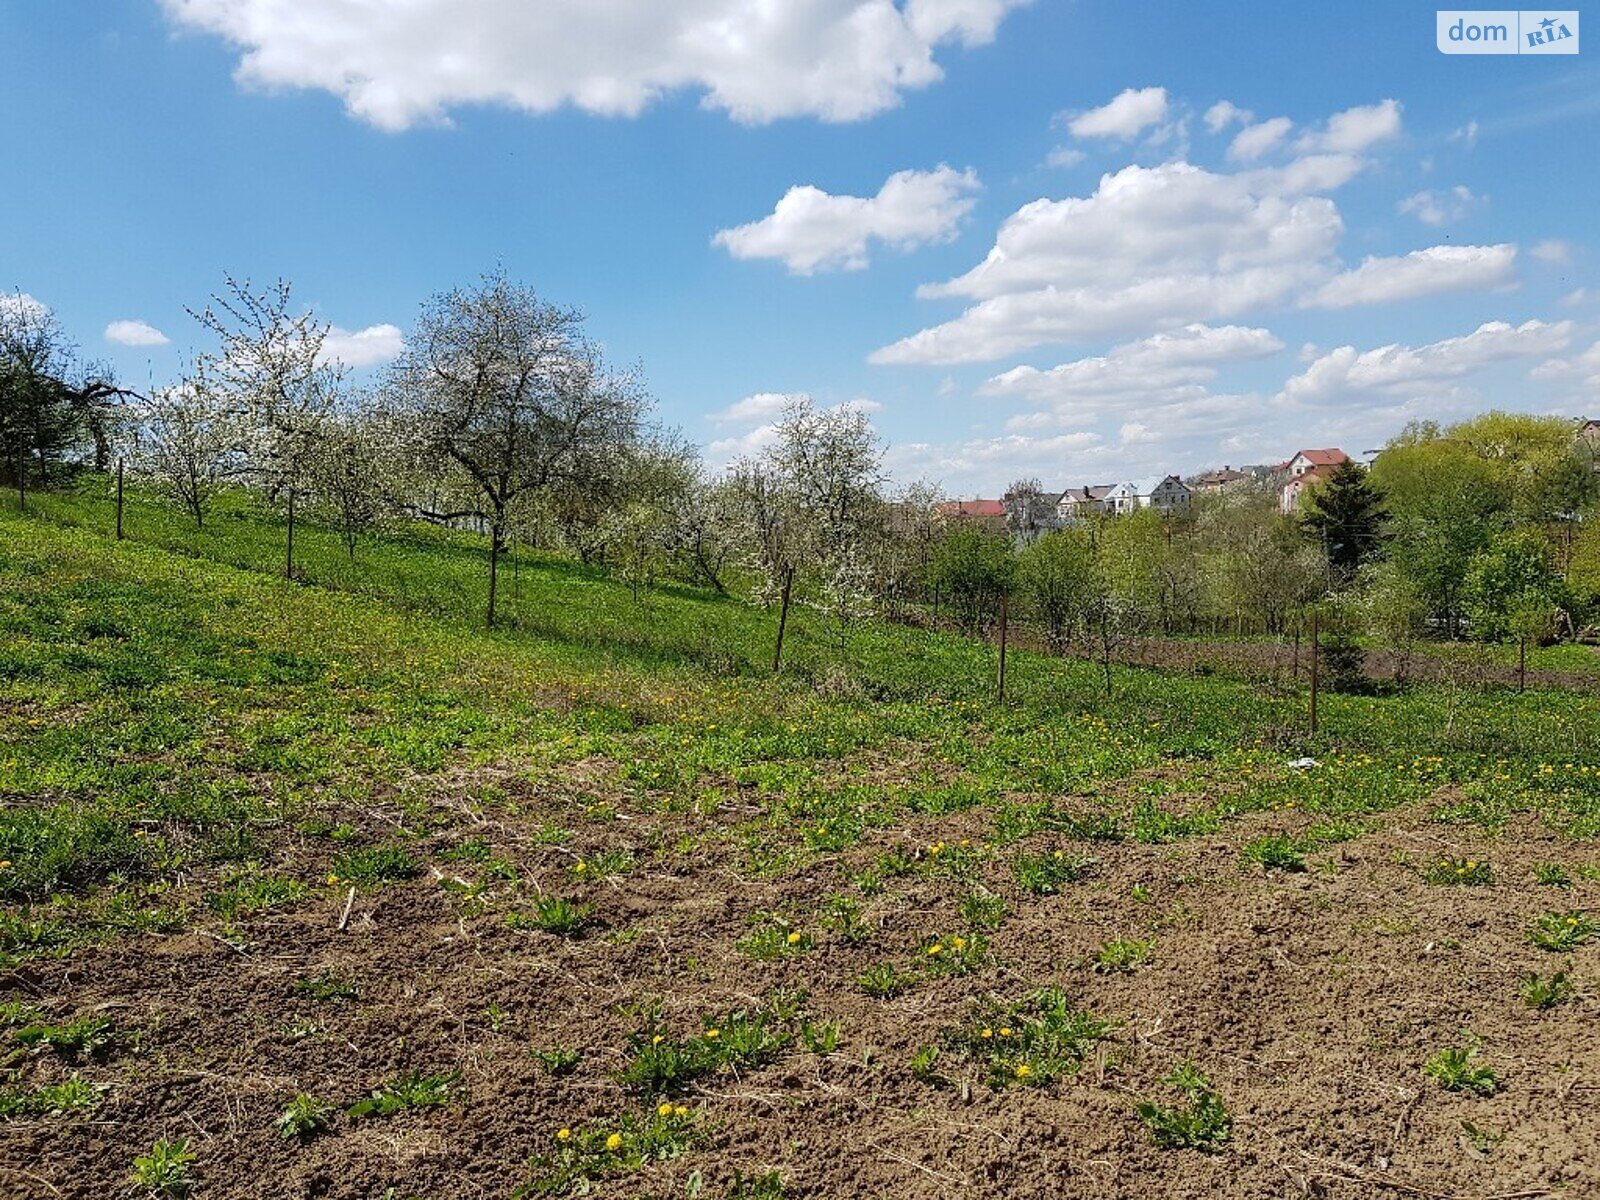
<box><xmin>1438</xmin><ymin>10</ymin><xmax>1579</xmax><ymax>52</ymax></box>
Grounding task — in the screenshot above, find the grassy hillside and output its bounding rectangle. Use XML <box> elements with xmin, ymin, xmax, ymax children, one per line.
<box><xmin>2</xmin><ymin>491</ymin><xmax>1599</xmax><ymax>1198</ymax></box>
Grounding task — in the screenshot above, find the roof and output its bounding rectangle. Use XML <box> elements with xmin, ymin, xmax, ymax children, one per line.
<box><xmin>1288</xmin><ymin>448</ymin><xmax>1350</xmax><ymax>467</ymax></box>
<box><xmin>934</xmin><ymin>499</ymin><xmax>1006</xmax><ymax>518</ymax></box>
<box><xmin>1059</xmin><ymin>484</ymin><xmax>1114</xmax><ymax>503</ymax></box>
<box><xmin>1285</xmin><ymin>465</ymin><xmax>1336</xmax><ymax>487</ymax></box>
<box><xmin>1190</xmin><ymin>466</ymin><xmax>1247</xmax><ymax>485</ymax></box>
<box><xmin>1130</xmin><ymin>474</ymin><xmax>1187</xmax><ymax>495</ymax></box>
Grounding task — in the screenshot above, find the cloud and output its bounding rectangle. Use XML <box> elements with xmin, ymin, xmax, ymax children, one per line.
<box><xmin>1064</xmin><ymin>86</ymin><xmax>1168</xmax><ymax>139</ymax></box>
<box><xmin>713</xmin><ymin>165</ymin><xmax>980</xmax><ymax>273</ymax></box>
<box><xmin>1045</xmin><ymin>146</ymin><xmax>1086</xmax><ymax>168</ymax></box>
<box><xmin>1227</xmin><ymin>116</ymin><xmax>1292</xmax><ymax>161</ymax></box>
<box><xmin>1305</xmin><ymin>243</ymin><xmax>1516</xmax><ymax>309</ymax></box>
<box><xmin>709</xmin><ymin>392</ymin><xmax>797</xmax><ymax>424</ymax></box>
<box><xmin>1530</xmin><ymin>239</ymin><xmax>1571</xmax><ymax>264</ymax></box>
<box><xmin>321</xmin><ymin>323</ymin><xmax>405</xmax><ymax>367</ymax></box>
<box><xmin>1280</xmin><ymin>319</ymin><xmax>1571</xmax><ymax>404</ymax></box>
<box><xmin>0</xmin><ymin>292</ymin><xmax>49</xmax><ymax>323</ymax></box>
<box><xmin>872</xmin><ymin>160</ymin><xmax>1345</xmax><ymax>363</ymax></box>
<box><xmin>707</xmin><ymin>423</ymin><xmax>784</xmax><ymax>463</ymax></box>
<box><xmin>104</xmin><ymin>319</ymin><xmax>170</xmax><ymax>347</ymax></box>
<box><xmin>1532</xmin><ymin>340</ymin><xmax>1600</xmax><ymax>389</ymax></box>
<box><xmin>703</xmin><ymin>393</ymin><xmax>880</xmax><ymax>464</ymax></box>
<box><xmin>1450</xmin><ymin>119</ymin><xmax>1479</xmax><ymax>147</ymax></box>
<box><xmin>983</xmin><ymin>323</ymin><xmax>1284</xmax><ymax>408</ymax></box>
<box><xmin>1397</xmin><ymin>185</ymin><xmax>1484</xmax><ymax>227</ymax></box>
<box><xmin>1203</xmin><ymin>99</ymin><xmax>1251</xmax><ymax>133</ymax></box>
<box><xmin>1293</xmin><ymin>99</ymin><xmax>1402</xmax><ymax>155</ymax></box>
<box><xmin>160</xmin><ymin>0</ymin><xmax>1026</xmax><ymax>129</ymax></box>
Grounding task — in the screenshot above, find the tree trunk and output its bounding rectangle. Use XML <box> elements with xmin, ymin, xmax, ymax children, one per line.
<box><xmin>1519</xmin><ymin>636</ymin><xmax>1527</xmax><ymax>694</ymax></box>
<box><xmin>996</xmin><ymin>592</ymin><xmax>1009</xmax><ymax>703</ymax></box>
<box><xmin>1309</xmin><ymin>608</ymin><xmax>1320</xmax><ymax>736</ymax></box>
<box><xmin>487</xmin><ymin>520</ymin><xmax>503</xmax><ymax>629</ymax></box>
<box><xmin>285</xmin><ymin>487</ymin><xmax>296</xmax><ymax>581</ymax></box>
<box><xmin>772</xmin><ymin>565</ymin><xmax>794</xmax><ymax>674</ymax></box>
<box><xmin>115</xmin><ymin>459</ymin><xmax>125</xmax><ymax>540</ymax></box>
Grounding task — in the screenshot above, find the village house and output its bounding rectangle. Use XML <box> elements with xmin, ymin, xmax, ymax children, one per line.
<box><xmin>1282</xmin><ymin>448</ymin><xmax>1349</xmax><ymax>477</ymax></box>
<box><xmin>1280</xmin><ymin>465</ymin><xmax>1335</xmax><ymax>514</ymax></box>
<box><xmin>932</xmin><ymin>498</ymin><xmax>1008</xmax><ymax>532</ymax></box>
<box><xmin>1137</xmin><ymin>475</ymin><xmax>1191</xmax><ymax>513</ymax></box>
<box><xmin>1055</xmin><ymin>484</ymin><xmax>1112</xmax><ymax>523</ymax></box>
<box><xmin>1276</xmin><ymin>448</ymin><xmax>1348</xmax><ymax>513</ymax></box>
<box><xmin>1186</xmin><ymin>465</ymin><xmax>1250</xmax><ymax>493</ymax></box>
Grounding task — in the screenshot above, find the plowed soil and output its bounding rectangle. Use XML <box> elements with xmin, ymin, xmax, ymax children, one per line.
<box><xmin>2</xmin><ymin>775</ymin><xmax>1596</xmax><ymax>1200</ymax></box>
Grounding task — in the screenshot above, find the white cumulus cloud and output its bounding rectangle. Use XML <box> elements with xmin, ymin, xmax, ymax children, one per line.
<box><xmin>1280</xmin><ymin>319</ymin><xmax>1571</xmax><ymax>404</ymax></box>
<box><xmin>1293</xmin><ymin>99</ymin><xmax>1402</xmax><ymax>155</ymax></box>
<box><xmin>1227</xmin><ymin>116</ymin><xmax>1293</xmax><ymax>162</ymax></box>
<box><xmin>1305</xmin><ymin>243</ymin><xmax>1517</xmax><ymax>309</ymax></box>
<box><xmin>1064</xmin><ymin>86</ymin><xmax>1168</xmax><ymax>139</ymax></box>
<box><xmin>709</xmin><ymin>392</ymin><xmax>799</xmax><ymax>424</ymax></box>
<box><xmin>160</xmin><ymin>0</ymin><xmax>1026</xmax><ymax>129</ymax></box>
<box><xmin>983</xmin><ymin>323</ymin><xmax>1283</xmax><ymax>404</ymax></box>
<box><xmin>713</xmin><ymin>165</ymin><xmax>980</xmax><ymax>274</ymax></box>
<box><xmin>1397</xmin><ymin>185</ymin><xmax>1484</xmax><ymax>227</ymax></box>
<box><xmin>105</xmin><ymin>319</ymin><xmax>171</xmax><ymax>347</ymax></box>
<box><xmin>872</xmin><ymin>160</ymin><xmax>1345</xmax><ymax>363</ymax></box>
<box><xmin>321</xmin><ymin>323</ymin><xmax>405</xmax><ymax>368</ymax></box>
<box><xmin>1203</xmin><ymin>99</ymin><xmax>1251</xmax><ymax>133</ymax></box>
<box><xmin>1531</xmin><ymin>239</ymin><xmax>1572</xmax><ymax>264</ymax></box>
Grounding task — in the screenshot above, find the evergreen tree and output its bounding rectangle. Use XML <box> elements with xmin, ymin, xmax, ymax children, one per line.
<box><xmin>1300</xmin><ymin>460</ymin><xmax>1388</xmax><ymax>572</ymax></box>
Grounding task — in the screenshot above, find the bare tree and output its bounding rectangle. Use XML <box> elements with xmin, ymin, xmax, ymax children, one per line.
<box><xmin>387</xmin><ymin>271</ymin><xmax>649</xmax><ymax>627</ymax></box>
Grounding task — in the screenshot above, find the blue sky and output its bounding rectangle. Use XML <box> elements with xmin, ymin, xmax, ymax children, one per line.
<box><xmin>4</xmin><ymin>1</ymin><xmax>1597</xmax><ymax>493</ymax></box>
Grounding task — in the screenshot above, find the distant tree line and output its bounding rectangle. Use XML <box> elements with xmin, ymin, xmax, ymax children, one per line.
<box><xmin>6</xmin><ymin>273</ymin><xmax>1600</xmax><ymax>681</ymax></box>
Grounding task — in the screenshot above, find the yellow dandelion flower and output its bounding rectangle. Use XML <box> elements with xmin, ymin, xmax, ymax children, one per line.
<box><xmin>574</xmin><ymin>861</ymin><xmax>588</xmax><ymax>873</ymax></box>
<box><xmin>927</xmin><ymin>944</ymin><xmax>944</xmax><ymax>957</ymax></box>
<box><xmin>556</xmin><ymin>1128</ymin><xmax>572</xmax><ymax>1141</ymax></box>
<box><xmin>605</xmin><ymin>1133</ymin><xmax>623</xmax><ymax>1152</ymax></box>
<box><xmin>1015</xmin><ymin>1063</ymin><xmax>1032</xmax><ymax>1078</ymax></box>
<box><xmin>980</xmin><ymin>1027</ymin><xmax>993</xmax><ymax>1039</ymax></box>
<box><xmin>998</xmin><ymin>1027</ymin><xmax>1012</xmax><ymax>1038</ymax></box>
<box><xmin>705</xmin><ymin>1028</ymin><xmax>720</xmax><ymax>1039</ymax></box>
<box><xmin>651</xmin><ymin>1034</ymin><xmax>664</xmax><ymax>1045</ymax></box>
<box><xmin>674</xmin><ymin>1105</ymin><xmax>688</xmax><ymax>1117</ymax></box>
<box><xmin>657</xmin><ymin>1102</ymin><xmax>674</xmax><ymax>1117</ymax></box>
<box><xmin>786</xmin><ymin>931</ymin><xmax>803</xmax><ymax>945</ymax></box>
<box><xmin>326</xmin><ymin>874</ymin><xmax>340</xmax><ymax>885</ymax></box>
<box><xmin>951</xmin><ymin>936</ymin><xmax>967</xmax><ymax>951</ymax></box>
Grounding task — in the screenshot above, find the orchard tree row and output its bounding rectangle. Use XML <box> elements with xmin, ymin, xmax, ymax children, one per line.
<box><xmin>4</xmin><ymin>273</ymin><xmax>1599</xmax><ymax>677</ymax></box>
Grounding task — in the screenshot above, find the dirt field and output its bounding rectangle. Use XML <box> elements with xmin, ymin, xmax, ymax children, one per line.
<box><xmin>4</xmin><ymin>767</ymin><xmax>1595</xmax><ymax>1200</ymax></box>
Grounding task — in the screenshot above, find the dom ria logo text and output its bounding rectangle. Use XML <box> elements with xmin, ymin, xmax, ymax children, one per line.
<box><xmin>1437</xmin><ymin>10</ymin><xmax>1580</xmax><ymax>53</ymax></box>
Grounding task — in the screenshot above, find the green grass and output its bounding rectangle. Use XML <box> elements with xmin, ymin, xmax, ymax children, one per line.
<box><xmin>6</xmin><ymin>482</ymin><xmax>1600</xmax><ymax>980</ymax></box>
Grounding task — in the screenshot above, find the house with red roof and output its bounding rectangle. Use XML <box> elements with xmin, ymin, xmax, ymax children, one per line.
<box><xmin>1283</xmin><ymin>448</ymin><xmax>1349</xmax><ymax>478</ymax></box>
<box><xmin>932</xmin><ymin>498</ymin><xmax>1008</xmax><ymax>532</ymax></box>
<box><xmin>1280</xmin><ymin>464</ymin><xmax>1337</xmax><ymax>514</ymax></box>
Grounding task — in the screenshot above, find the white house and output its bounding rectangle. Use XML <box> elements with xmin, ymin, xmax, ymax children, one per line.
<box><xmin>1102</xmin><ymin>481</ymin><xmax>1141</xmax><ymax>515</ymax></box>
<box><xmin>1131</xmin><ymin>475</ymin><xmax>1191</xmax><ymax>513</ymax></box>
